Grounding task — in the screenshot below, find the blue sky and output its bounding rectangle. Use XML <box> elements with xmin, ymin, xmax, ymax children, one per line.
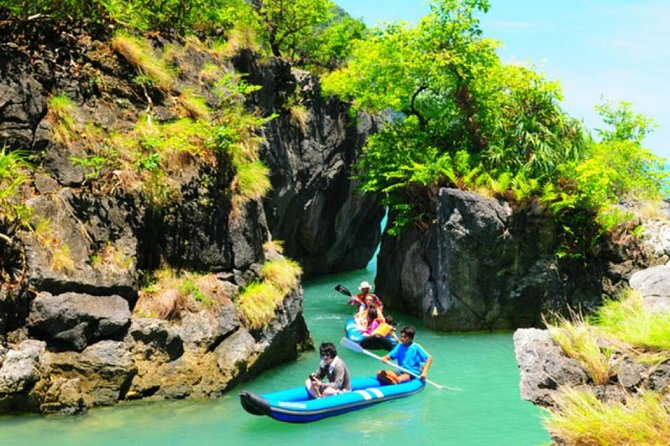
<box><xmin>334</xmin><ymin>0</ymin><xmax>670</xmax><ymax>159</ymax></box>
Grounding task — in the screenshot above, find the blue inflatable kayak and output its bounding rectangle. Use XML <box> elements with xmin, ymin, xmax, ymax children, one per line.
<box><xmin>240</xmin><ymin>376</ymin><xmax>425</xmax><ymax>423</ymax></box>
<box><xmin>344</xmin><ymin>318</ymin><xmax>397</xmax><ymax>351</ymax></box>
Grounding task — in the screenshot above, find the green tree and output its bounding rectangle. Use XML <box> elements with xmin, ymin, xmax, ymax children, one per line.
<box><xmin>252</xmin><ymin>0</ymin><xmax>334</xmax><ymax>58</ymax></box>
<box><xmin>595</xmin><ymin>100</ymin><xmax>657</xmax><ymax>144</ymax></box>
<box><xmin>293</xmin><ymin>7</ymin><xmax>367</xmax><ymax>71</ymax></box>
<box><xmin>323</xmin><ymin>0</ymin><xmax>586</xmax><ymax>230</ymax></box>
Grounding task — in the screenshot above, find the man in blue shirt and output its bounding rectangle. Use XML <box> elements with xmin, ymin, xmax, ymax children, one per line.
<box><xmin>377</xmin><ymin>325</ymin><xmax>433</xmax><ymax>385</ymax></box>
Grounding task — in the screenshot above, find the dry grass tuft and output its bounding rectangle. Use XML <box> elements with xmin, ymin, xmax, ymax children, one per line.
<box><xmin>546</xmin><ymin>388</ymin><xmax>670</xmax><ymax>445</ymax></box>
<box><xmin>262</xmin><ymin>257</ymin><xmax>302</xmax><ymax>295</ymax></box>
<box><xmin>236</xmin><ymin>255</ymin><xmax>302</xmax><ymax>329</ymax></box>
<box><xmin>111</xmin><ymin>32</ymin><xmax>175</xmax><ymax>92</ymax></box>
<box><xmin>48</xmin><ymin>95</ymin><xmax>78</xmax><ymax>144</ymax></box>
<box><xmin>546</xmin><ymin>312</ymin><xmax>616</xmax><ymax>385</ymax></box>
<box><xmin>289</xmin><ymin>105</ymin><xmax>310</xmax><ymax>133</ymax></box>
<box><xmin>134</xmin><ymin>269</ymin><xmax>228</xmax><ymax>320</ymax></box>
<box><xmin>33</xmin><ymin>218</ymin><xmax>76</xmax><ymax>274</ymax></box>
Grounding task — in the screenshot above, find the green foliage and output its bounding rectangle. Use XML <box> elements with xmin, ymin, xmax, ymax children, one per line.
<box><xmin>324</xmin><ymin>0</ymin><xmax>666</xmax><ymax>252</ymax></box>
<box><xmin>590</xmin><ymin>292</ymin><xmax>670</xmax><ymax>351</ymax></box>
<box><xmin>0</xmin><ymin>0</ymin><xmax>106</xmax><ymax>21</ymax></box>
<box><xmin>180</xmin><ymin>277</ymin><xmax>212</xmax><ymax>306</ymax></box>
<box><xmin>253</xmin><ymin>0</ymin><xmax>335</xmax><ymax>58</ymax></box>
<box><xmin>0</xmin><ymin>148</ymin><xmax>32</xmax><ymax>232</ymax></box>
<box><xmin>595</xmin><ymin>100</ymin><xmax>657</xmax><ymax>144</ymax></box>
<box><xmin>546</xmin><ymin>389</ymin><xmax>670</xmax><ymax>446</ymax></box>
<box><xmin>111</xmin><ymin>32</ymin><xmax>176</xmax><ymax>92</ymax></box>
<box><xmin>70</xmin><ymin>154</ymin><xmax>108</xmax><ymax>181</ymax></box>
<box><xmin>293</xmin><ymin>8</ymin><xmax>367</xmax><ymax>71</ymax></box>
<box><xmin>323</xmin><ymin>0</ymin><xmax>588</xmax><ymax>233</ymax></box>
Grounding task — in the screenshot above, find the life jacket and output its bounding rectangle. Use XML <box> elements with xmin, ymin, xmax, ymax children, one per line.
<box><xmin>371</xmin><ymin>321</ymin><xmax>395</xmax><ymax>337</ymax></box>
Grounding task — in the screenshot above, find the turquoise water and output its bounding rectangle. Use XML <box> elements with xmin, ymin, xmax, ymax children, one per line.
<box><xmin>0</xmin><ymin>267</ymin><xmax>550</xmax><ymax>445</ymax></box>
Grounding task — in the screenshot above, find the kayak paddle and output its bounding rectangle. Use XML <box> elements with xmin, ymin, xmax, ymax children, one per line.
<box><xmin>339</xmin><ymin>337</ymin><xmax>462</xmax><ymax>392</ymax></box>
<box><xmin>334</xmin><ymin>284</ymin><xmax>352</xmax><ymax>297</ymax></box>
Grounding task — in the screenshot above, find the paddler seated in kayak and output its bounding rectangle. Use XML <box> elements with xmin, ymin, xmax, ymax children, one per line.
<box><xmin>359</xmin><ymin>306</ymin><xmax>383</xmax><ymax>335</ymax></box>
<box><xmin>377</xmin><ymin>325</ymin><xmax>432</xmax><ymax>385</ymax></box>
<box><xmin>347</xmin><ymin>281</ymin><xmax>384</xmax><ymax>312</ymax></box>
<box><xmin>366</xmin><ymin>314</ymin><xmax>400</xmax><ymax>343</ymax></box>
<box><xmin>305</xmin><ymin>342</ymin><xmax>351</xmax><ymax>398</ymax></box>
<box><xmin>354</xmin><ymin>294</ymin><xmax>385</xmax><ymax>328</ymax></box>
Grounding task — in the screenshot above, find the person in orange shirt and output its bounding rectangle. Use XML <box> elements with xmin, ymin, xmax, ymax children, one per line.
<box><xmin>347</xmin><ymin>281</ymin><xmax>384</xmax><ymax>311</ymax></box>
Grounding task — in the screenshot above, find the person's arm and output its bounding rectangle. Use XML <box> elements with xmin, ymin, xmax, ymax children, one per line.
<box><xmin>420</xmin><ymin>356</ymin><xmax>433</xmax><ymax>380</ymax></box>
<box><xmin>383</xmin><ymin>344</ymin><xmax>398</xmax><ymax>364</ymax></box>
<box><xmin>416</xmin><ymin>344</ymin><xmax>433</xmax><ymax>380</ymax></box>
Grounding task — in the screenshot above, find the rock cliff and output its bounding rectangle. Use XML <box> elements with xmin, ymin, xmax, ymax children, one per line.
<box><xmin>0</xmin><ymin>18</ymin><xmax>380</xmax><ymax>414</ymax></box>
<box><xmin>377</xmin><ymin>188</ymin><xmax>658</xmax><ymax>330</ymax></box>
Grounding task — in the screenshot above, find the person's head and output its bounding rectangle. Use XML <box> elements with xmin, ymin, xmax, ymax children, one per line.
<box><xmin>385</xmin><ymin>314</ymin><xmax>396</xmax><ymax>327</ymax></box>
<box><xmin>364</xmin><ymin>294</ymin><xmax>375</xmax><ymax>306</ymax></box>
<box><xmin>359</xmin><ymin>281</ymin><xmax>371</xmax><ymax>295</ymax></box>
<box><xmin>400</xmin><ymin>326</ymin><xmax>416</xmax><ymax>345</ymax></box>
<box><xmin>367</xmin><ymin>306</ymin><xmax>378</xmax><ymax>321</ymax></box>
<box><xmin>319</xmin><ymin>342</ymin><xmax>337</xmax><ymax>362</ymax></box>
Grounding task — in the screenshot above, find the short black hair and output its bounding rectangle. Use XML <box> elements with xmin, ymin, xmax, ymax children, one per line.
<box><xmin>400</xmin><ymin>326</ymin><xmax>415</xmax><ymax>340</ymax></box>
<box><xmin>385</xmin><ymin>314</ymin><xmax>396</xmax><ymax>326</ymax></box>
<box><xmin>319</xmin><ymin>342</ymin><xmax>337</xmax><ymax>358</ymax></box>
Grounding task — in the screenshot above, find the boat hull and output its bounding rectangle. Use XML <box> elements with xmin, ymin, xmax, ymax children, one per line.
<box><xmin>240</xmin><ymin>376</ymin><xmax>425</xmax><ymax>423</ymax></box>
<box><xmin>344</xmin><ymin>319</ymin><xmax>397</xmax><ymax>351</ymax></box>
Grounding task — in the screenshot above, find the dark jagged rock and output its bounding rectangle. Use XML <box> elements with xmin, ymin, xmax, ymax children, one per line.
<box><xmin>513</xmin><ymin>265</ymin><xmax>670</xmax><ymax>411</ymax></box>
<box><xmin>127</xmin><ymin>318</ymin><xmax>184</xmax><ymax>361</ymax></box>
<box><xmin>0</xmin><ymin>21</ymin><xmax>376</xmax><ymax>414</ymax></box>
<box><xmin>23</xmin><ymin>191</ymin><xmax>138</xmax><ymax>302</ymax></box>
<box><xmin>513</xmin><ymin>328</ymin><xmax>588</xmax><ymax>407</ymax></box>
<box><xmin>233</xmin><ymin>52</ymin><xmax>385</xmax><ymax>277</ymax></box>
<box><xmin>27</xmin><ymin>292</ymin><xmax>131</xmax><ymax>351</ymax></box>
<box><xmin>0</xmin><ymin>45</ymin><xmax>47</xmax><ymax>151</ymax></box>
<box><xmin>377</xmin><ymin>188</ymin><xmax>654</xmax><ymax>331</ymax></box>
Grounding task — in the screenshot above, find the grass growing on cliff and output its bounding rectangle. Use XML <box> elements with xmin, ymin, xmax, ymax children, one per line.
<box><xmin>111</xmin><ymin>32</ymin><xmax>175</xmax><ymax>92</ymax></box>
<box><xmin>547</xmin><ymin>314</ymin><xmax>615</xmax><ymax>385</ymax></box>
<box><xmin>591</xmin><ymin>290</ymin><xmax>670</xmax><ymax>351</ymax></box>
<box><xmin>0</xmin><ymin>147</ymin><xmax>32</xmax><ymax>232</ymax></box>
<box><xmin>48</xmin><ymin>94</ymin><xmax>78</xmax><ymax>144</ymax></box>
<box><xmin>33</xmin><ymin>218</ymin><xmax>76</xmax><ymax>274</ymax></box>
<box><xmin>545</xmin><ymin>388</ymin><xmax>670</xmax><ymax>445</ymax></box>
<box><xmin>236</xmin><ymin>281</ymin><xmax>283</xmax><ymax>329</ymax></box>
<box><xmin>261</xmin><ymin>257</ymin><xmax>302</xmax><ymax>294</ymax></box>
<box><xmin>135</xmin><ymin>269</ymin><xmax>229</xmax><ymax>319</ymax></box>
<box><xmin>236</xmin><ymin>256</ymin><xmax>302</xmax><ymax>329</ymax></box>
<box><xmin>548</xmin><ymin>288</ymin><xmax>670</xmax><ymax>381</ymax></box>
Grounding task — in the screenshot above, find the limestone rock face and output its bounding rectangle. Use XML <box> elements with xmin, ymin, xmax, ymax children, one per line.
<box><xmin>513</xmin><ymin>266</ymin><xmax>670</xmax><ymax>410</ymax></box>
<box><xmin>0</xmin><ymin>21</ymin><xmax>381</xmax><ymax>415</ymax></box>
<box><xmin>378</xmin><ymin>189</ymin><xmax>560</xmax><ymax>330</ymax></box>
<box><xmin>27</xmin><ymin>292</ymin><xmax>131</xmax><ymax>351</ymax></box>
<box><xmin>377</xmin><ymin>188</ymin><xmax>653</xmax><ymax>331</ymax></box>
<box><xmin>234</xmin><ymin>54</ymin><xmax>385</xmax><ymax>278</ymax></box>
<box><xmin>23</xmin><ymin>191</ymin><xmax>138</xmax><ymax>302</ymax></box>
<box><xmin>513</xmin><ymin>328</ymin><xmax>588</xmax><ymax>407</ymax></box>
<box><xmin>629</xmin><ymin>264</ymin><xmax>670</xmax><ymax>313</ymax></box>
